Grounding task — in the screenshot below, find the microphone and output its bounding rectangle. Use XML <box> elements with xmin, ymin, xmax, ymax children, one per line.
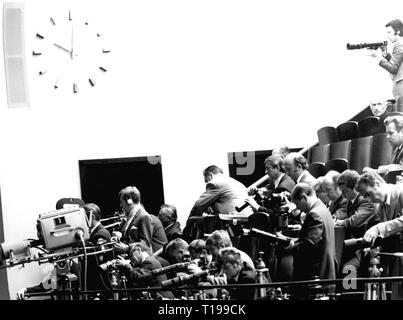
<box><xmin>161</xmin><ymin>270</ymin><xmax>208</xmax><ymax>289</ymax></box>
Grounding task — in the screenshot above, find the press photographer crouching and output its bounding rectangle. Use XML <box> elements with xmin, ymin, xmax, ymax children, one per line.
<box><xmin>112</xmin><ymin>242</ymin><xmax>174</xmax><ymax>299</ymax></box>
<box><xmin>218</xmin><ymin>247</ymin><xmax>257</xmax><ymax>300</ymax></box>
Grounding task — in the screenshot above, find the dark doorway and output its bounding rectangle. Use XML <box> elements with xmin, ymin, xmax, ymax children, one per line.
<box><xmin>79</xmin><ymin>156</ymin><xmax>165</xmax><ymax>218</ymax></box>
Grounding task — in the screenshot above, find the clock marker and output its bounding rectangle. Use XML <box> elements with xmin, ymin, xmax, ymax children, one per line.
<box><xmin>50</xmin><ymin>17</ymin><xmax>56</xmax><ymax>25</ymax></box>
<box><xmin>54</xmin><ymin>79</ymin><xmax>59</xmax><ymax>89</ymax></box>
<box><xmin>36</xmin><ymin>33</ymin><xmax>44</xmax><ymax>39</ymax></box>
<box><xmin>99</xmin><ymin>66</ymin><xmax>107</xmax><ymax>72</ymax></box>
<box><xmin>73</xmin><ymin>83</ymin><xmax>78</xmax><ymax>93</ymax></box>
<box><xmin>39</xmin><ymin>70</ymin><xmax>47</xmax><ymax>75</ymax></box>
<box><xmin>89</xmin><ymin>78</ymin><xmax>96</xmax><ymax>87</ymax></box>
<box><xmin>102</xmin><ymin>49</ymin><xmax>111</xmax><ymax>53</ymax></box>
<box><xmin>32</xmin><ymin>51</ymin><xmax>42</xmax><ymax>56</ymax></box>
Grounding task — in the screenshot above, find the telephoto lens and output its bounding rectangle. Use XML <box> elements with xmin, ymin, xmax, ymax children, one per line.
<box><xmin>99</xmin><ymin>259</ymin><xmax>117</xmax><ymax>271</ymax></box>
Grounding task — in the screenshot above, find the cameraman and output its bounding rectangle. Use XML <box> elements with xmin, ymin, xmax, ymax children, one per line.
<box><xmin>114</xmin><ymin>242</ymin><xmax>174</xmax><ymax>299</ymax></box>
<box><xmin>248</xmin><ymin>154</ymin><xmax>295</xmax><ymax>203</ymax></box>
<box><xmin>368</xmin><ymin>19</ymin><xmax>403</xmax><ymax>100</ymax></box>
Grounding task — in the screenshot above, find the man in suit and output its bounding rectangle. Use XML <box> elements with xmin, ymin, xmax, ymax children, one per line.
<box><xmin>262</xmin><ymin>154</ymin><xmax>295</xmax><ymax>193</ymax></box>
<box><xmin>358</xmin><ymin>171</ymin><xmax>403</xmax><ymax>299</ymax></box>
<box><xmin>158</xmin><ymin>204</ymin><xmax>182</xmax><ymax>242</ymax></box>
<box><xmin>247</xmin><ymin>154</ymin><xmax>295</xmax><ymax>211</ymax></box>
<box><xmin>322</xmin><ymin>171</ymin><xmax>348</xmax><ymax>220</ymax></box>
<box><xmin>287</xmin><ymin>183</ymin><xmax>336</xmax><ymax>297</ymax></box>
<box><xmin>183</xmin><ymin>165</ymin><xmax>251</xmax><ymax>241</ymax></box>
<box><xmin>219</xmin><ymin>247</ymin><xmax>256</xmax><ymax>300</ymax></box>
<box><xmin>188</xmin><ymin>165</ymin><xmax>251</xmax><ymax>217</ymax></box>
<box><xmin>368</xmin><ymin>19</ymin><xmax>403</xmax><ymax>101</ymax></box>
<box><xmin>115</xmin><ymin>242</ymin><xmax>174</xmax><ymax>299</ymax></box>
<box><xmin>334</xmin><ymin>170</ymin><xmax>379</xmax><ymax>273</ymax></box>
<box><xmin>80</xmin><ymin>203</ymin><xmax>112</xmax><ymax>296</ymax></box>
<box><xmin>113</xmin><ymin>186</ymin><xmax>162</xmax><ymax>253</ymax></box>
<box><xmin>205</xmin><ymin>230</ymin><xmax>255</xmax><ymax>271</ymax></box>
<box><xmin>364</xmin><ymin>115</ymin><xmax>403</xmax><ymax>178</ymax></box>
<box><xmin>335</xmin><ymin>170</ymin><xmax>379</xmax><ymax>239</ymax></box>
<box><xmin>83</xmin><ymin>203</ymin><xmax>111</xmax><ymax>245</ymax></box>
<box><xmin>284</xmin><ymin>153</ymin><xmax>317</xmax><ymax>187</ymax></box>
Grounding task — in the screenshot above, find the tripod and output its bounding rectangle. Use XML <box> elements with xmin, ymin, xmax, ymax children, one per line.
<box><xmin>363</xmin><ymin>247</ymin><xmax>387</xmax><ymax>300</ymax></box>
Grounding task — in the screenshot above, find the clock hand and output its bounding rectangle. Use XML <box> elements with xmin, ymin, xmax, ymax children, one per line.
<box><xmin>70</xmin><ymin>23</ymin><xmax>75</xmax><ymax>59</ymax></box>
<box><xmin>53</xmin><ymin>42</ymin><xmax>72</xmax><ymax>54</ymax></box>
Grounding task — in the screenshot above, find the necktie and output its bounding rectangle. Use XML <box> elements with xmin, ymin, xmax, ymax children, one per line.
<box><xmin>347</xmin><ymin>201</ymin><xmax>353</xmax><ymax>217</ymax></box>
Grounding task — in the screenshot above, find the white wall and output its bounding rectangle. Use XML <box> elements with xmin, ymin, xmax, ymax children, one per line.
<box><xmin>1</xmin><ymin>0</ymin><xmax>402</xmax><ymax>298</ymax></box>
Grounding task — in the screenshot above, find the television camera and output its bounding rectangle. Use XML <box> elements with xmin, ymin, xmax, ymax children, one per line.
<box><xmin>0</xmin><ymin>207</ymin><xmax>93</xmax><ymax>267</ymax></box>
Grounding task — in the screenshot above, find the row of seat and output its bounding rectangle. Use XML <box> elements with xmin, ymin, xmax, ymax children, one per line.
<box><xmin>308</xmin><ymin>159</ymin><xmax>348</xmax><ymax>177</ymax></box>
<box><xmin>308</xmin><ymin>133</ymin><xmax>392</xmax><ymax>174</ymax></box>
<box><xmin>317</xmin><ymin>116</ymin><xmax>384</xmax><ymax>145</ymax></box>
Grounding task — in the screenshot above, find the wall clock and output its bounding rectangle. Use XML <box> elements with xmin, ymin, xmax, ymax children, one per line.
<box><xmin>32</xmin><ymin>10</ymin><xmax>110</xmax><ymax>94</ymax></box>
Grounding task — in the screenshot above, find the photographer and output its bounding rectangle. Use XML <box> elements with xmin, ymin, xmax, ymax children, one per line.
<box><xmin>248</xmin><ymin>154</ymin><xmax>295</xmax><ymax>206</ymax></box>
<box><xmin>114</xmin><ymin>242</ymin><xmax>174</xmax><ymax>299</ymax></box>
<box><xmin>368</xmin><ymin>19</ymin><xmax>403</xmax><ymax>100</ymax></box>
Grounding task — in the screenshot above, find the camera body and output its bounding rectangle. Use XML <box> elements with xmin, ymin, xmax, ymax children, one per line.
<box><xmin>99</xmin><ymin>259</ymin><xmax>118</xmax><ymax>272</ymax></box>
<box><xmin>37</xmin><ymin>207</ymin><xmax>90</xmax><ymax>250</ymax></box>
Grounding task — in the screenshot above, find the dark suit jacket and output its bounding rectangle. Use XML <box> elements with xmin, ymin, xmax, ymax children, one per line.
<box><xmin>121</xmin><ymin>206</ymin><xmax>154</xmax><ymax>250</ymax></box>
<box><xmin>329</xmin><ymin>195</ymin><xmax>348</xmax><ymax>219</ymax></box>
<box><xmin>85</xmin><ymin>224</ymin><xmax>112</xmax><ymax>292</ymax></box>
<box><xmin>342</xmin><ymin>194</ymin><xmax>379</xmax><ymax>238</ymax></box>
<box><xmin>165</xmin><ymin>221</ymin><xmax>182</xmax><ymax>242</ymax></box>
<box><xmin>189</xmin><ymin>176</ymin><xmax>249</xmax><ymax>217</ymax></box>
<box><xmin>264</xmin><ymin>173</ymin><xmax>295</xmax><ymax>194</ymax></box>
<box><xmin>292</xmin><ymin>200</ymin><xmax>336</xmax><ymax>283</ymax></box>
<box><xmin>150</xmin><ymin>214</ymin><xmax>168</xmax><ymax>252</ymax></box>
<box><xmin>90</xmin><ymin>224</ymin><xmax>111</xmax><ymax>244</ymax></box>
<box><xmin>392</xmin><ymin>144</ymin><xmax>403</xmax><ymax>166</ymax></box>
<box><xmin>126</xmin><ymin>255</ymin><xmax>174</xmax><ymax>299</ymax></box>
<box><xmin>227</xmin><ymin>266</ymin><xmax>257</xmax><ymax>300</ymax></box>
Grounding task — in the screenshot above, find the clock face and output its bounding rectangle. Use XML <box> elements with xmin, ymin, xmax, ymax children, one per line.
<box><xmin>32</xmin><ymin>10</ymin><xmax>110</xmax><ymax>94</ymax></box>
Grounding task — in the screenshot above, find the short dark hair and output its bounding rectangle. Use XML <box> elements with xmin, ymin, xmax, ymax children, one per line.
<box><xmin>358</xmin><ymin>171</ymin><xmax>386</xmax><ymax>188</ymax></box>
<box><xmin>264</xmin><ymin>154</ymin><xmax>285</xmax><ymax>172</ymax></box>
<box><xmin>291</xmin><ymin>183</ymin><xmax>315</xmax><ymax>201</ymax></box>
<box><xmin>82</xmin><ymin>203</ymin><xmax>102</xmax><ymax>221</ymax></box>
<box><xmin>386</xmin><ymin>19</ymin><xmax>403</xmax><ymax>36</ymax></box>
<box><xmin>203</xmin><ymin>165</ymin><xmax>223</xmax><ymax>176</ymax></box>
<box><xmin>338</xmin><ymin>170</ymin><xmax>360</xmax><ymax>189</ymax></box>
<box><xmin>384</xmin><ymin>115</ymin><xmax>403</xmax><ymax>132</ymax></box>
<box><xmin>159</xmin><ymin>204</ymin><xmax>177</xmax><ymax>222</ymax></box>
<box><xmin>118</xmin><ymin>186</ymin><xmax>141</xmax><ymax>204</ymax></box>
